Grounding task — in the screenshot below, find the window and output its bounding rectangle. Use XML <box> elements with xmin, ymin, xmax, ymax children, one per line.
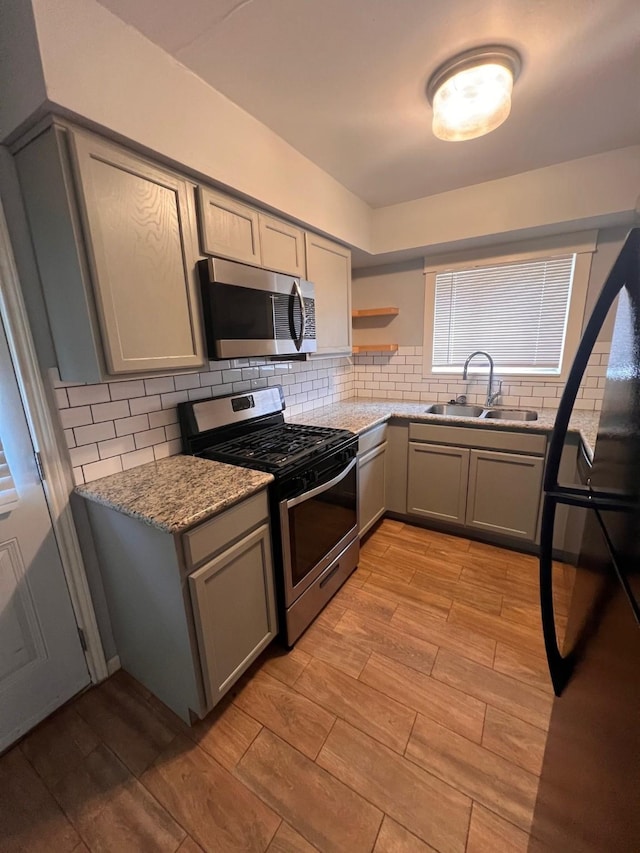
<box><xmin>424</xmin><ymin>240</ymin><xmax>594</xmax><ymax>378</ymax></box>
<box><xmin>0</xmin><ymin>436</ymin><xmax>19</xmax><ymax>510</ymax></box>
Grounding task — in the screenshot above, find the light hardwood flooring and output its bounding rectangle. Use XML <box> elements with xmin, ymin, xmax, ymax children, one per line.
<box><xmin>0</xmin><ymin>519</ymin><xmax>574</xmax><ymax>853</ymax></box>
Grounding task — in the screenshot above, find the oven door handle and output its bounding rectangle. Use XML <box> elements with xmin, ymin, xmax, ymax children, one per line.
<box><xmin>283</xmin><ymin>457</ymin><xmax>357</xmax><ymax>510</ymax></box>
<box><xmin>293</xmin><ymin>279</ymin><xmax>307</xmax><ymax>351</ymax></box>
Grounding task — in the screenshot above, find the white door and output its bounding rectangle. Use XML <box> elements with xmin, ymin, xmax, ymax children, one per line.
<box><xmin>0</xmin><ymin>314</ymin><xmax>90</xmax><ymax>752</ymax></box>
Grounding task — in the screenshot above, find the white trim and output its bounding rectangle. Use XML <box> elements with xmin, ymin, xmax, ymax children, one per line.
<box><xmin>423</xmin><ymin>230</ymin><xmax>598</xmax><ymax>274</ymax></box>
<box><xmin>106</xmin><ymin>655</ymin><xmax>121</xmax><ymax>676</ymax></box>
<box><xmin>0</xmin><ymin>198</ymin><xmax>108</xmax><ymax>683</ymax></box>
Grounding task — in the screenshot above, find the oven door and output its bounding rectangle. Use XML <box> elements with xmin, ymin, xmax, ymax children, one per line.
<box><xmin>279</xmin><ymin>456</ymin><xmax>358</xmax><ymax>606</ymax></box>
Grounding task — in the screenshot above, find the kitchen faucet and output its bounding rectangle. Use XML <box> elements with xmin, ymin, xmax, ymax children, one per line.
<box><xmin>462</xmin><ymin>351</ymin><xmax>502</xmax><ymax>406</ymax></box>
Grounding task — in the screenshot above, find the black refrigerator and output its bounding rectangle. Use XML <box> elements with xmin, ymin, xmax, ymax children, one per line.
<box><xmin>530</xmin><ymin>228</ymin><xmax>640</xmax><ymax>851</ymax></box>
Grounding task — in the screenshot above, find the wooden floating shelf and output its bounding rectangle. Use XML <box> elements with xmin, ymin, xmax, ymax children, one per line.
<box><xmin>352</xmin><ymin>307</ymin><xmax>399</xmax><ymax>318</ymax></box>
<box><xmin>352</xmin><ymin>344</ymin><xmax>399</xmax><ymax>353</ymax></box>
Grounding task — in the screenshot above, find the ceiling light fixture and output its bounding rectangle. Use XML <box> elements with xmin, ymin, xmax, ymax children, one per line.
<box><xmin>427</xmin><ymin>46</ymin><xmax>521</xmax><ymax>142</ymax></box>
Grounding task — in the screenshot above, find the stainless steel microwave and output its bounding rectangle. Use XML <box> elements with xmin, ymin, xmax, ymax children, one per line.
<box><xmin>198</xmin><ymin>257</ymin><xmax>317</xmax><ymax>359</ymax></box>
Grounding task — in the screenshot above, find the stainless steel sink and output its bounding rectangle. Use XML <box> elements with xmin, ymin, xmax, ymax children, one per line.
<box><xmin>482</xmin><ymin>409</ymin><xmax>538</xmax><ymax>421</ymax></box>
<box><xmin>424</xmin><ymin>404</ymin><xmax>486</xmax><ymax>418</ymax></box>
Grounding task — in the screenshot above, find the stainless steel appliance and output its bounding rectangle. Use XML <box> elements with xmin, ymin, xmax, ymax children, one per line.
<box><xmin>179</xmin><ymin>386</ymin><xmax>358</xmax><ymax>645</ymax></box>
<box><xmin>198</xmin><ymin>257</ymin><xmax>316</xmax><ymax>359</ymax></box>
<box><xmin>532</xmin><ymin>228</ymin><xmax>640</xmax><ymax>851</ymax></box>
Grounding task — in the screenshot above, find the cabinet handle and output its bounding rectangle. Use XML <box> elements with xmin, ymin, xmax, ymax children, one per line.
<box><xmin>320</xmin><ymin>561</ymin><xmax>342</xmax><ymax>588</ymax></box>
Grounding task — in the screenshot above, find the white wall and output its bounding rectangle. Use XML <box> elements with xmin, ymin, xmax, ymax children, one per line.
<box><xmin>371</xmin><ymin>147</ymin><xmax>640</xmax><ymax>257</ymax></box>
<box><xmin>0</xmin><ymin>1</ymin><xmax>47</xmax><ymax>139</ymax></box>
<box><xmin>3</xmin><ymin>0</ymin><xmax>638</xmax><ymax>262</ymax></box>
<box><xmin>13</xmin><ymin>0</ymin><xmax>372</xmax><ymax>251</ymax></box>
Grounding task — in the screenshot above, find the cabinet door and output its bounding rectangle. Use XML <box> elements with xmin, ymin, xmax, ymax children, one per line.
<box><xmin>258</xmin><ymin>214</ymin><xmax>305</xmax><ymax>276</ymax></box>
<box><xmin>69</xmin><ymin>132</ymin><xmax>204</xmax><ymax>374</ymax></box>
<box><xmin>197</xmin><ymin>186</ymin><xmax>261</xmax><ymax>265</ymax></box>
<box><xmin>407</xmin><ymin>442</ymin><xmax>469</xmax><ymax>524</ymax></box>
<box><xmin>304</xmin><ymin>232</ymin><xmax>352</xmax><ymax>355</ymax></box>
<box><xmin>466</xmin><ymin>449</ymin><xmax>544</xmax><ymax>541</ymax></box>
<box><xmin>358</xmin><ymin>442</ymin><xmax>387</xmax><ymax>536</ymax></box>
<box><xmin>189</xmin><ymin>524</ymin><xmax>277</xmax><ymax>709</ymax></box>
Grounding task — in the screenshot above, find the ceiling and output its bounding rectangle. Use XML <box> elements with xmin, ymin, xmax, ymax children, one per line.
<box><xmin>98</xmin><ymin>0</ymin><xmax>640</xmax><ymax>208</ymax></box>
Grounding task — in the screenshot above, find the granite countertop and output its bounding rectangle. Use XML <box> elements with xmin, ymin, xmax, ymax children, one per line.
<box><xmin>292</xmin><ymin>398</ymin><xmax>600</xmax><ymax>459</ymax></box>
<box><xmin>75</xmin><ymin>455</ymin><xmax>273</xmax><ymax>534</ymax></box>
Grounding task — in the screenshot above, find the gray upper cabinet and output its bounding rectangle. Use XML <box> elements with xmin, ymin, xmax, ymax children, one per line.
<box><xmin>258</xmin><ymin>213</ymin><xmax>306</xmax><ymax>276</ymax></box>
<box><xmin>16</xmin><ymin>125</ymin><xmax>205</xmax><ymax>382</ymax></box>
<box><xmin>407</xmin><ymin>442</ymin><xmax>470</xmax><ymax>524</ymax></box>
<box><xmin>197</xmin><ymin>187</ymin><xmax>305</xmax><ymax>277</ymax></box>
<box><xmin>304</xmin><ymin>232</ymin><xmax>352</xmax><ymax>355</ymax></box>
<box><xmin>197</xmin><ymin>186</ymin><xmax>261</xmax><ymax>265</ymax></box>
<box><xmin>466</xmin><ymin>448</ymin><xmax>544</xmax><ymax>541</ymax></box>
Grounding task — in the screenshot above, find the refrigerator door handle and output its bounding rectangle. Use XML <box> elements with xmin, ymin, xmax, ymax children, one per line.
<box><xmin>540</xmin><ymin>229</ymin><xmax>640</xmax><ymax>695</ymax></box>
<box><xmin>539</xmin><ymin>492</ymin><xmax>576</xmax><ymax>696</ymax></box>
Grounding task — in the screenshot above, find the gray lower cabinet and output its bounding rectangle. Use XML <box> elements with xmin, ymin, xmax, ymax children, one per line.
<box><xmin>189</xmin><ymin>523</ymin><xmax>277</xmax><ymax>707</ymax></box>
<box><xmin>358</xmin><ymin>441</ymin><xmax>387</xmax><ymax>535</ymax></box>
<box><xmin>15</xmin><ymin>124</ymin><xmax>205</xmax><ymax>382</ymax></box>
<box><xmin>466</xmin><ymin>448</ymin><xmax>544</xmax><ymax>540</ymax></box>
<box><xmin>407</xmin><ymin>442</ymin><xmax>470</xmax><ymax>524</ymax></box>
<box><xmin>84</xmin><ymin>489</ymin><xmax>276</xmax><ymax>723</ymax></box>
<box><xmin>405</xmin><ymin>422</ymin><xmax>547</xmax><ymax>543</ymax></box>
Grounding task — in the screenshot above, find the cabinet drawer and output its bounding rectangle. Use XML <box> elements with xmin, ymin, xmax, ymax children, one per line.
<box><xmin>183</xmin><ymin>490</ymin><xmax>269</xmax><ymax>569</ymax></box>
<box><xmin>409</xmin><ymin>422</ymin><xmax>547</xmax><ymax>456</ymax></box>
<box><xmin>358</xmin><ymin>423</ymin><xmax>388</xmax><ymax>456</ymax></box>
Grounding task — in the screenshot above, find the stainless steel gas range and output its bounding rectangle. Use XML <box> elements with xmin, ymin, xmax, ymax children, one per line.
<box><xmin>179</xmin><ymin>386</ymin><xmax>359</xmax><ymax>645</ymax></box>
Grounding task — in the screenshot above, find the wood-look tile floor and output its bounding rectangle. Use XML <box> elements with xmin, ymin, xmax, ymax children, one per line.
<box><xmin>0</xmin><ymin>519</ymin><xmax>574</xmax><ymax>853</ymax></box>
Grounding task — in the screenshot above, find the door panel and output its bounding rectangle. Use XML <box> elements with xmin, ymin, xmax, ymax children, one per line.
<box><xmin>466</xmin><ymin>449</ymin><xmax>543</xmax><ymax>540</ymax></box>
<box><xmin>0</xmin><ymin>317</ymin><xmax>89</xmax><ymax>751</ymax></box>
<box><xmin>407</xmin><ymin>442</ymin><xmax>469</xmax><ymax>524</ymax></box>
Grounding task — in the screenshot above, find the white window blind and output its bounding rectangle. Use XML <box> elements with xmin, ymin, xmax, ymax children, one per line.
<box><xmin>432</xmin><ymin>254</ymin><xmax>576</xmax><ymax>373</ymax></box>
<box><xmin>0</xmin><ymin>437</ymin><xmax>19</xmax><ymax>510</ymax></box>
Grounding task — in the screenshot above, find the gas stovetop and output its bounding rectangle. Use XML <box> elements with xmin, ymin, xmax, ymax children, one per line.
<box><xmin>201</xmin><ymin>422</ymin><xmax>354</xmax><ymax>474</ymax></box>
<box><xmin>178</xmin><ymin>386</ymin><xmax>356</xmax><ymax>479</ymax></box>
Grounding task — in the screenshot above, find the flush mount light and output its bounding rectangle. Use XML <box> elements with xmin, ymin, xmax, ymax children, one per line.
<box><xmin>427</xmin><ymin>46</ymin><xmax>521</xmax><ymax>142</ymax></box>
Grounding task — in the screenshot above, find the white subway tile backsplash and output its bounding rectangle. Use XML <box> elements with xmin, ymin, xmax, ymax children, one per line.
<box><xmin>67</xmin><ymin>384</ymin><xmax>110</xmax><ymax>407</ymax></box>
<box><xmin>55</xmin><ymin>388</ymin><xmax>69</xmax><ymax>409</ymax></box>
<box><xmin>60</xmin><ymin>406</ymin><xmax>93</xmax><ymax>429</ymax></box>
<box><xmin>83</xmin><ymin>456</ymin><xmax>123</xmax><ymax>481</ymax></box>
<box><xmin>134</xmin><ymin>427</ymin><xmax>167</xmax><ymax>449</ymax></box>
<box><xmin>129</xmin><ymin>395</ymin><xmax>162</xmax><ymax>415</ymax></box>
<box><xmin>121</xmin><ymin>447</ymin><xmax>155</xmax><ymax>470</ymax></box>
<box><xmin>153</xmin><ymin>439</ymin><xmax>182</xmax><ymax>460</ymax></box>
<box><xmin>53</xmin><ymin>356</ymin><xmax>354</xmax><ymax>482</ymax></box>
<box><xmin>108</xmin><ymin>380</ymin><xmax>146</xmax><ymax>400</ymax></box>
<box><xmin>69</xmin><ymin>444</ymin><xmax>99</xmax><ymax>467</ymax></box>
<box><xmin>74</xmin><ymin>421</ymin><xmax>116</xmax><ymax>446</ymax></box>
<box><xmin>148</xmin><ymin>409</ymin><xmax>178</xmax><ymax>428</ymax></box>
<box><xmin>160</xmin><ymin>390</ymin><xmax>189</xmax><ymax>408</ymax></box>
<box><xmin>98</xmin><ymin>435</ymin><xmax>136</xmax><ymax>459</ymax></box>
<box><xmin>144</xmin><ymin>377</ymin><xmax>175</xmax><ymax>395</ymax></box>
<box><xmin>91</xmin><ymin>400</ymin><xmax>130</xmax><ymax>423</ymax></box>
<box><xmin>115</xmin><ymin>413</ymin><xmax>150</xmax><ymax>436</ymax></box>
<box><xmin>174</xmin><ymin>373</ymin><xmax>201</xmax><ymax>391</ymax></box>
<box><xmin>187</xmin><ymin>387</ymin><xmax>212</xmax><ymax>401</ymax></box>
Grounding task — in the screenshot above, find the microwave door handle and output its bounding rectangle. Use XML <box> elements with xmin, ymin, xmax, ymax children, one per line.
<box><xmin>293</xmin><ymin>279</ymin><xmax>307</xmax><ymax>350</ymax></box>
<box><xmin>284</xmin><ymin>457</ymin><xmax>357</xmax><ymax>510</ymax></box>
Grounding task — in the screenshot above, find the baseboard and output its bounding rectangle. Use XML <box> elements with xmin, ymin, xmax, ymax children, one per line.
<box><xmin>106</xmin><ymin>655</ymin><xmax>121</xmax><ymax>676</ymax></box>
